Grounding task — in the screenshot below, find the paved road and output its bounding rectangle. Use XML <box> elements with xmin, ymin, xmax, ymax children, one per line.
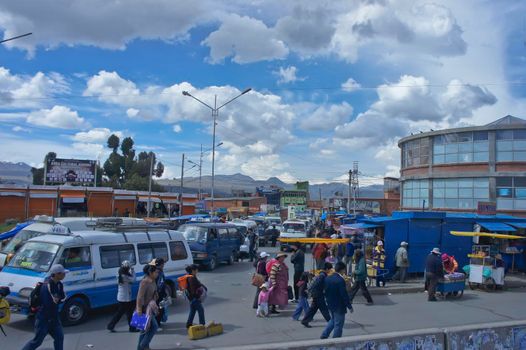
<box><xmin>4</xmin><ymin>247</ymin><xmax>526</xmax><ymax>349</ymax></box>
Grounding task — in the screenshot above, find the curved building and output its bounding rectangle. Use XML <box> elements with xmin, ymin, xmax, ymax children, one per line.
<box><xmin>398</xmin><ymin>115</ymin><xmax>526</xmax><ymax>216</ymax></box>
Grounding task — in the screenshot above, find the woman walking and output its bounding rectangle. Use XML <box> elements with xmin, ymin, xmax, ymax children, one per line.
<box><xmin>253</xmin><ymin>252</ymin><xmax>270</xmax><ymax>309</ymax></box>
<box><xmin>185</xmin><ymin>264</ymin><xmax>207</xmax><ymax>329</ymax></box>
<box><xmin>136</xmin><ymin>264</ymin><xmax>159</xmax><ymax>350</ymax></box>
<box><xmin>349</xmin><ymin>249</ymin><xmax>373</xmax><ymax>304</ymax></box>
<box><xmin>268</xmin><ymin>253</ymin><xmax>289</xmax><ymax>314</ymax></box>
<box><xmin>107</xmin><ymin>261</ymin><xmax>137</xmax><ymax>332</ymax></box>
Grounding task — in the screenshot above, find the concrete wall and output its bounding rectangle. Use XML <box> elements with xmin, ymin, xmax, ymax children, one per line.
<box><xmin>216</xmin><ymin>320</ymin><xmax>526</xmax><ymax>350</ymax></box>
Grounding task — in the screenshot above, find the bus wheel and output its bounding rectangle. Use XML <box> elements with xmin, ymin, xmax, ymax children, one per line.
<box><xmin>62</xmin><ymin>296</ymin><xmax>89</xmax><ymax>326</ymax></box>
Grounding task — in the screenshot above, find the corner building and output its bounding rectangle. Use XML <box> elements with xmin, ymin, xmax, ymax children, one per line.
<box><xmin>398</xmin><ymin>115</ymin><xmax>526</xmax><ymax>216</ymax></box>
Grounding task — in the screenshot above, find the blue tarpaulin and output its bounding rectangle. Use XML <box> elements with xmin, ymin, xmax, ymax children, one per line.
<box><xmin>0</xmin><ymin>221</ymin><xmax>33</xmax><ymax>241</ymax></box>
<box><xmin>342</xmin><ymin>223</ymin><xmax>380</xmax><ymax>230</ymax></box>
<box><xmin>506</xmin><ymin>222</ymin><xmax>526</xmax><ymax>229</ymax></box>
<box><xmin>476</xmin><ymin>222</ymin><xmax>516</xmax><ymax>232</ymax></box>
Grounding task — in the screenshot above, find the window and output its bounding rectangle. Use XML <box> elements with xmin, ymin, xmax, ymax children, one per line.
<box><xmin>100</xmin><ymin>244</ymin><xmax>136</xmax><ymax>269</ymax></box>
<box><xmin>496</xmin><ymin>176</ymin><xmax>526</xmax><ymax>210</ymax></box>
<box><xmin>496</xmin><ymin>129</ymin><xmax>526</xmax><ymax>162</ymax></box>
<box><xmin>402</xmin><ymin>138</ymin><xmax>430</xmax><ymax>168</ymax></box>
<box><xmin>228</xmin><ymin>228</ymin><xmax>241</xmax><ymax>239</ymax></box>
<box><xmin>402</xmin><ymin>180</ymin><xmax>429</xmax><ymax>208</ymax></box>
<box><xmin>137</xmin><ymin>242</ymin><xmax>169</xmax><ymax>264</ymax></box>
<box><xmin>217</xmin><ymin>228</ymin><xmax>229</xmax><ymax>239</ymax></box>
<box><xmin>59</xmin><ymin>246</ymin><xmax>91</xmax><ymax>269</ymax></box>
<box><xmin>169</xmin><ymin>241</ymin><xmax>188</xmax><ymax>261</ymax></box>
<box><xmin>433</xmin><ymin>132</ymin><xmax>488</xmax><ymax>165</ymax></box>
<box><xmin>432</xmin><ymin>178</ymin><xmax>489</xmax><ymax>209</ymax></box>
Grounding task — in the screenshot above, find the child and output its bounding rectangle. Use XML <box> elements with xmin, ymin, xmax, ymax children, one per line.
<box><xmin>256</xmin><ymin>283</ymin><xmax>272</xmax><ymax>317</ymax></box>
<box><xmin>292</xmin><ymin>272</ymin><xmax>311</xmax><ymax>321</ymax></box>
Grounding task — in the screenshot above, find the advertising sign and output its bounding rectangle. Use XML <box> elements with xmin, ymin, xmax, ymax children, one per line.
<box><xmin>477</xmin><ymin>201</ymin><xmax>497</xmax><ymax>215</ymax></box>
<box><xmin>46</xmin><ymin>158</ymin><xmax>96</xmax><ymax>185</ymax></box>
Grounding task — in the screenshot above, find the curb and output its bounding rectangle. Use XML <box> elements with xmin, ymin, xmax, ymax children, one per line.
<box><xmin>367</xmin><ymin>282</ymin><xmax>526</xmax><ymax>295</ymax></box>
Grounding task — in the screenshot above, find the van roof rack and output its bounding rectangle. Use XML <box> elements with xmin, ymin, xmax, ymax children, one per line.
<box><xmin>86</xmin><ymin>218</ymin><xmax>172</xmax><ymax>242</ymax></box>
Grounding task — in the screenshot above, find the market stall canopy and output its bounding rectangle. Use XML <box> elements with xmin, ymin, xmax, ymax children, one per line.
<box><xmin>341</xmin><ymin>223</ymin><xmax>380</xmax><ymax>230</ymax></box>
<box><xmin>137</xmin><ymin>196</ymin><xmax>162</xmax><ymax>203</ymax></box>
<box><xmin>60</xmin><ymin>193</ymin><xmax>86</xmax><ymax>203</ymax></box>
<box><xmin>279</xmin><ymin>237</ymin><xmax>350</xmax><ymax>244</ymax></box>
<box><xmin>450</xmin><ymin>231</ymin><xmax>526</xmax><ymax>240</ymax></box>
<box><xmin>505</xmin><ymin>222</ymin><xmax>526</xmax><ymax>229</ymax></box>
<box><xmin>476</xmin><ymin>222</ymin><xmax>516</xmax><ymax>232</ymax></box>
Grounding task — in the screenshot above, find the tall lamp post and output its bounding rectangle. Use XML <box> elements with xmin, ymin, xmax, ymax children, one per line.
<box><xmin>182</xmin><ymin>88</ymin><xmax>251</xmax><ymax>216</ymax></box>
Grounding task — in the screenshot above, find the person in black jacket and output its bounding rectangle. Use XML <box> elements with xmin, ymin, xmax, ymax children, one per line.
<box><xmin>425</xmin><ymin>248</ymin><xmax>444</xmax><ymax>302</ymax></box>
<box><xmin>321</xmin><ymin>262</ymin><xmax>353</xmax><ymax>339</ymax></box>
<box><xmin>185</xmin><ymin>264</ymin><xmax>207</xmax><ymax>328</ymax></box>
<box><xmin>290</xmin><ymin>244</ymin><xmax>305</xmax><ymax>302</ymax></box>
<box><xmin>301</xmin><ymin>262</ymin><xmax>332</xmax><ymax>328</ymax></box>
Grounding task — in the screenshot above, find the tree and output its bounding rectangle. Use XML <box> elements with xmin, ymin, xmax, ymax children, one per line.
<box><xmin>155</xmin><ymin>162</ymin><xmax>164</xmax><ymax>178</ymax></box>
<box><xmin>107</xmin><ymin>134</ymin><xmax>120</xmax><ymax>152</ymax></box>
<box><xmin>32</xmin><ymin>152</ymin><xmax>57</xmax><ymax>185</ymax></box>
<box><xmin>121</xmin><ymin>137</ymin><xmax>134</xmax><ymax>156</ymax></box>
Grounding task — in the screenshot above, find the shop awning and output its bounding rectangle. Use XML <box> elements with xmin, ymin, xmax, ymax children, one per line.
<box><xmin>138</xmin><ymin>196</ymin><xmax>162</xmax><ymax>203</ymax></box>
<box><xmin>60</xmin><ymin>193</ymin><xmax>86</xmax><ymax>203</ymax></box>
<box><xmin>162</xmin><ymin>199</ymin><xmax>179</xmax><ymax>204</ymax></box>
<box><xmin>342</xmin><ymin>223</ymin><xmax>380</xmax><ymax>230</ymax></box>
<box><xmin>30</xmin><ymin>192</ymin><xmax>57</xmax><ymax>199</ymax></box>
<box><xmin>114</xmin><ymin>195</ymin><xmax>136</xmax><ymax>200</ymax></box>
<box><xmin>0</xmin><ymin>191</ymin><xmax>25</xmax><ymax>197</ymax></box>
<box><xmin>506</xmin><ymin>222</ymin><xmax>526</xmax><ymax>229</ymax></box>
<box><xmin>476</xmin><ymin>222</ymin><xmax>516</xmax><ymax>232</ymax></box>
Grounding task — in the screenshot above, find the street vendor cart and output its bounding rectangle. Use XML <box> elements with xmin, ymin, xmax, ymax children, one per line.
<box><xmin>436</xmin><ymin>273</ymin><xmax>466</xmax><ymax>298</ymax></box>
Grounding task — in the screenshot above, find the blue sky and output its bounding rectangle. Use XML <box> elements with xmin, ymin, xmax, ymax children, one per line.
<box><xmin>0</xmin><ymin>0</ymin><xmax>525</xmax><ymax>185</ymax></box>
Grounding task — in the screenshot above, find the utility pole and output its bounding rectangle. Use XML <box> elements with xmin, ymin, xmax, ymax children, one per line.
<box><xmin>347</xmin><ymin>169</ymin><xmax>352</xmax><ymax>214</ymax></box>
<box><xmin>351</xmin><ymin>161</ymin><xmax>359</xmax><ymax>215</ymax></box>
<box><xmin>147</xmin><ymin>154</ymin><xmax>154</xmax><ymax>218</ymax></box>
<box><xmin>199</xmin><ymin>144</ymin><xmax>203</xmax><ymax>201</ymax></box>
<box><xmin>180</xmin><ymin>153</ymin><xmax>185</xmax><ymax>216</ymax></box>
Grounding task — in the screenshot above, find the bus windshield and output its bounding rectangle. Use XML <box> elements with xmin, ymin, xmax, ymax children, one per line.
<box><xmin>179</xmin><ymin>225</ymin><xmax>208</xmax><ymax>244</ymax></box>
<box><xmin>1</xmin><ymin>230</ymin><xmax>46</xmax><ymax>255</ymax></box>
<box><xmin>8</xmin><ymin>241</ymin><xmax>60</xmax><ymax>272</ymax></box>
<box><xmin>283</xmin><ymin>223</ymin><xmax>305</xmax><ymax>233</ymax></box>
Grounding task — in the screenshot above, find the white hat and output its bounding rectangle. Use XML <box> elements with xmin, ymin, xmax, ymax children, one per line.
<box><xmin>377</xmin><ymin>240</ymin><xmax>383</xmax><ymax>246</ymax></box>
<box><xmin>49</xmin><ymin>264</ymin><xmax>69</xmax><ymax>275</ymax></box>
<box><xmin>401</xmin><ymin>241</ymin><xmax>408</xmax><ymax>246</ymax></box>
<box><xmin>431</xmin><ymin>247</ymin><xmax>441</xmax><ymax>254</ymax></box>
<box><xmin>260</xmin><ymin>252</ymin><xmax>270</xmax><ymax>258</ymax></box>
<box><xmin>330</xmin><ymin>234</ymin><xmax>338</xmax><ymax>239</ymax></box>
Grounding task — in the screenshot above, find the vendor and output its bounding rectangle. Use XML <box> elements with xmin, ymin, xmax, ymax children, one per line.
<box><xmin>495</xmin><ymin>254</ymin><xmax>506</xmax><ymax>269</ymax></box>
<box><xmin>441</xmin><ymin>253</ymin><xmax>458</xmax><ymax>274</ymax></box>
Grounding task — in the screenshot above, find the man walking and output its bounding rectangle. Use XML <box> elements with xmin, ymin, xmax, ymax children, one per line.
<box><xmin>301</xmin><ymin>262</ymin><xmax>332</xmax><ymax>328</ymax></box>
<box><xmin>393</xmin><ymin>241</ymin><xmax>410</xmax><ymax>283</ymax></box>
<box><xmin>321</xmin><ymin>262</ymin><xmax>353</xmax><ymax>339</ymax></box>
<box><xmin>290</xmin><ymin>244</ymin><xmax>305</xmax><ymax>302</ymax></box>
<box><xmin>23</xmin><ymin>264</ymin><xmax>68</xmax><ymax>350</ymax></box>
<box><xmin>425</xmin><ymin>248</ymin><xmax>444</xmax><ymax>302</ymax></box>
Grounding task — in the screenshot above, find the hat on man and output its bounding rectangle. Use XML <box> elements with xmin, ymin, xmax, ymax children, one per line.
<box><xmin>276</xmin><ymin>252</ymin><xmax>288</xmax><ymax>259</ymax></box>
<box><xmin>259</xmin><ymin>251</ymin><xmax>270</xmax><ymax>258</ymax></box>
<box><xmin>431</xmin><ymin>247</ymin><xmax>441</xmax><ymax>255</ymax></box>
<box><xmin>49</xmin><ymin>264</ymin><xmax>69</xmax><ymax>275</ymax></box>
<box><xmin>377</xmin><ymin>240</ymin><xmax>383</xmax><ymax>246</ymax></box>
<box><xmin>330</xmin><ymin>234</ymin><xmax>338</xmax><ymax>239</ymax></box>
<box><xmin>400</xmin><ymin>241</ymin><xmax>408</xmax><ymax>246</ymax></box>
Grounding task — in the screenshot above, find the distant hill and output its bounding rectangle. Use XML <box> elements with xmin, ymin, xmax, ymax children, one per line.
<box><xmin>0</xmin><ymin>161</ymin><xmax>32</xmax><ymax>185</ymax></box>
<box><xmin>158</xmin><ymin>173</ymin><xmax>384</xmax><ymax>199</ymax></box>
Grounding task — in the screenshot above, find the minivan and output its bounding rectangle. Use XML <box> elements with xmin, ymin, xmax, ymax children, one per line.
<box><xmin>0</xmin><ymin>222</ymin><xmax>192</xmax><ymax>325</ymax></box>
<box><xmin>178</xmin><ymin>223</ymin><xmax>243</xmax><ymax>270</ymax></box>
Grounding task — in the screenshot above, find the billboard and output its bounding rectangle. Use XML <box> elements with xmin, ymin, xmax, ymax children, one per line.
<box><xmin>45</xmin><ymin>158</ymin><xmax>96</xmax><ymax>185</ymax></box>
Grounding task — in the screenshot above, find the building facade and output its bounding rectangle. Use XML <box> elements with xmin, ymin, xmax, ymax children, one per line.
<box><xmin>398</xmin><ymin>115</ymin><xmax>526</xmax><ymax>216</ymax></box>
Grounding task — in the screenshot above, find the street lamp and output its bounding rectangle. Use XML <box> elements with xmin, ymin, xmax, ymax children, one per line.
<box><xmin>182</xmin><ymin>88</ymin><xmax>251</xmax><ymax>216</ymax></box>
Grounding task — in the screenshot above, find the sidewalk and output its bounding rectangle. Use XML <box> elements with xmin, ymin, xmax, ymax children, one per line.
<box><xmin>368</xmin><ymin>272</ymin><xmax>526</xmax><ymax>295</ymax></box>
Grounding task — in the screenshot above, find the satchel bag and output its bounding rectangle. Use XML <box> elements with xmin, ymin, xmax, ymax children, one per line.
<box><xmin>130</xmin><ymin>311</ymin><xmax>150</xmax><ymax>331</ymax></box>
<box><xmin>251</xmin><ymin>273</ymin><xmax>265</xmax><ymax>287</ymax></box>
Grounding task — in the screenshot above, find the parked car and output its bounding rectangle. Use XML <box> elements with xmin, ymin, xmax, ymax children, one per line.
<box><xmin>178</xmin><ymin>223</ymin><xmax>243</xmax><ymax>270</ymax></box>
<box><xmin>0</xmin><ymin>222</ymin><xmax>192</xmax><ymax>326</ymax></box>
<box><xmin>279</xmin><ymin>220</ymin><xmax>307</xmax><ymax>251</ymax></box>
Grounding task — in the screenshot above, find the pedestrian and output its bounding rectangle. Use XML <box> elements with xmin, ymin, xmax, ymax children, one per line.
<box><xmin>393</xmin><ymin>241</ymin><xmax>409</xmax><ymax>283</ymax></box>
<box><xmin>185</xmin><ymin>264</ymin><xmax>207</xmax><ymax>328</ymax></box>
<box><xmin>301</xmin><ymin>262</ymin><xmax>332</xmax><ymax>328</ymax></box>
<box><xmin>441</xmin><ymin>253</ymin><xmax>458</xmax><ymax>274</ymax></box>
<box><xmin>151</xmin><ymin>258</ymin><xmax>167</xmax><ymax>326</ymax></box>
<box><xmin>344</xmin><ymin>238</ymin><xmax>355</xmax><ymax>275</ymax></box>
<box><xmin>290</xmin><ymin>244</ymin><xmax>305</xmax><ymax>302</ymax></box>
<box><xmin>268</xmin><ymin>252</ymin><xmax>289</xmax><ymax>314</ymax></box>
<box><xmin>372</xmin><ymin>240</ymin><xmax>386</xmax><ymax>287</ymax></box>
<box><xmin>312</xmin><ymin>242</ymin><xmax>328</xmax><ymax>270</ymax></box>
<box><xmin>349</xmin><ymin>249</ymin><xmax>373</xmax><ymax>304</ymax></box>
<box><xmin>321</xmin><ymin>261</ymin><xmax>353</xmax><ymax>339</ymax></box>
<box><xmin>22</xmin><ymin>264</ymin><xmax>68</xmax><ymax>350</ymax></box>
<box><xmin>292</xmin><ymin>272</ymin><xmax>311</xmax><ymax>321</ymax></box>
<box><xmin>248</xmin><ymin>229</ymin><xmax>257</xmax><ymax>262</ymax></box>
<box><xmin>268</xmin><ymin>225</ymin><xmax>280</xmax><ymax>247</ymax></box>
<box><xmin>107</xmin><ymin>260</ymin><xmax>137</xmax><ymax>333</ymax></box>
<box><xmin>136</xmin><ymin>264</ymin><xmax>159</xmax><ymax>350</ymax></box>
<box><xmin>425</xmin><ymin>248</ymin><xmax>444</xmax><ymax>302</ymax></box>
<box><xmin>253</xmin><ymin>252</ymin><xmax>270</xmax><ymax>309</ymax></box>
<box><xmin>124</xmin><ymin>208</ymin><xmax>130</xmax><ymax>217</ymax></box>
<box><xmin>256</xmin><ymin>282</ymin><xmax>272</xmax><ymax>317</ymax></box>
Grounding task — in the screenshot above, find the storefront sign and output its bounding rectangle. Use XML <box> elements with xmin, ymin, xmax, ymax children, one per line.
<box><xmin>477</xmin><ymin>201</ymin><xmax>496</xmax><ymax>215</ymax></box>
<box><xmin>46</xmin><ymin>158</ymin><xmax>96</xmax><ymax>185</ymax></box>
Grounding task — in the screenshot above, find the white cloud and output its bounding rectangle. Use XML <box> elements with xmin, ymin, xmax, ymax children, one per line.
<box><xmin>72</xmin><ymin>128</ymin><xmax>123</xmax><ymax>143</ymax></box>
<box><xmin>341</xmin><ymin>77</ymin><xmax>361</xmax><ymax>92</ymax></box>
<box><xmin>202</xmin><ymin>14</ymin><xmax>288</xmax><ymax>64</ymax></box>
<box><xmin>26</xmin><ymin>105</ymin><xmax>89</xmax><ymax>129</ymax></box>
<box><xmin>277</xmin><ymin>172</ymin><xmax>298</xmax><ymax>184</ymax></box>
<box><xmin>12</xmin><ymin>126</ymin><xmax>31</xmax><ymax>133</ymax></box>
<box><xmin>300</xmin><ymin>102</ymin><xmax>353</xmax><ymax>131</ymax></box>
<box><xmin>274</xmin><ymin>66</ymin><xmax>305</xmax><ymax>84</ymax></box>
<box><xmin>126</xmin><ymin>108</ymin><xmax>140</xmax><ymax>118</ymax></box>
<box><xmin>84</xmin><ymin>70</ymin><xmax>139</xmax><ymax>104</ymax></box>
<box><xmin>172</xmin><ymin>124</ymin><xmax>182</xmax><ymax>133</ymax></box>
<box><xmin>440</xmin><ymin>79</ymin><xmax>497</xmax><ymax>122</ymax></box>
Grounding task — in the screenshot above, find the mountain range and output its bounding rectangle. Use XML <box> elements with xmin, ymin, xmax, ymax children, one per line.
<box><xmin>0</xmin><ymin>162</ymin><xmax>384</xmax><ymax>198</ymax></box>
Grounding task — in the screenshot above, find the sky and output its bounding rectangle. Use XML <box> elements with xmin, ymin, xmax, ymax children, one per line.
<box><xmin>0</xmin><ymin>0</ymin><xmax>525</xmax><ymax>186</ymax></box>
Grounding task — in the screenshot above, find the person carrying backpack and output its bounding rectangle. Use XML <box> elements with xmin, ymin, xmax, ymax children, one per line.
<box><xmin>22</xmin><ymin>264</ymin><xmax>68</xmax><ymax>350</ymax></box>
<box><xmin>301</xmin><ymin>262</ymin><xmax>332</xmax><ymax>328</ymax></box>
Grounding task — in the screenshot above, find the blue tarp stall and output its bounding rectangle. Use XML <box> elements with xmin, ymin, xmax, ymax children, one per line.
<box><xmin>506</xmin><ymin>221</ymin><xmax>526</xmax><ymax>229</ymax></box>
<box><xmin>0</xmin><ymin>221</ymin><xmax>33</xmax><ymax>241</ymax></box>
<box><xmin>342</xmin><ymin>223</ymin><xmax>380</xmax><ymax>230</ymax></box>
<box><xmin>476</xmin><ymin>221</ymin><xmax>517</xmax><ymax>232</ymax></box>
<box><xmin>441</xmin><ymin>214</ymin><xmax>477</xmax><ymax>269</ymax></box>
